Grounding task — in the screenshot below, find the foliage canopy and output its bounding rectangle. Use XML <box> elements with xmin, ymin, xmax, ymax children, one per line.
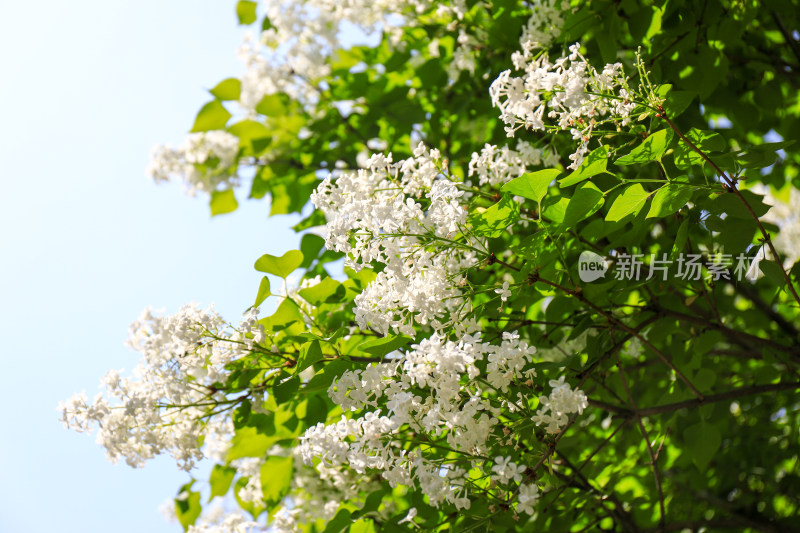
<box><xmin>62</xmin><ymin>0</ymin><xmax>800</xmax><ymax>532</ymax></box>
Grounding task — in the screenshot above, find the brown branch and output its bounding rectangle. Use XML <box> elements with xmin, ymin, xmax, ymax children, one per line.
<box><xmin>576</xmin><ymin>313</ymin><xmax>661</xmax><ymax>387</ymax></box>
<box><xmin>735</xmin><ymin>282</ymin><xmax>800</xmax><ymax>339</ymax></box>
<box><xmin>660</xmin><ymin>112</ymin><xmax>800</xmax><ymax>307</ymax></box>
<box><xmin>642</xmin><ymin>519</ymin><xmax>772</xmax><ymax>533</ymax></box>
<box><xmin>541</xmin><ymin>419</ymin><xmax>632</xmax><ymax>515</ymax></box>
<box><xmin>771</xmin><ymin>12</ymin><xmax>800</xmax><ymax>64</ymax></box>
<box><xmin>616</xmin><ymin>352</ymin><xmax>666</xmax><ymax>529</ymax></box>
<box><xmin>695</xmin><ymin>252</ymin><xmax>799</xmax><ymax>339</ymax></box>
<box><xmin>657</xmin><ymin>307</ymin><xmax>800</xmax><ymax>358</ymax></box>
<box><xmin>554</xmin><ymin>448</ymin><xmax>640</xmax><ymax>533</ymax></box>
<box><xmin>637</xmin><ymin>381</ymin><xmax>800</xmax><ymax>416</ymax></box>
<box><xmin>589</xmin><ymin>381</ymin><xmax>800</xmax><ymax>418</ymax></box>
<box><xmin>536</xmin><ymin>276</ymin><xmax>704</xmax><ymax>400</ymax></box>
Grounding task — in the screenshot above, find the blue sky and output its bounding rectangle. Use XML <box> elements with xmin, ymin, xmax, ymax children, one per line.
<box><xmin>0</xmin><ymin>2</ymin><xmax>299</xmax><ymax>532</ymax></box>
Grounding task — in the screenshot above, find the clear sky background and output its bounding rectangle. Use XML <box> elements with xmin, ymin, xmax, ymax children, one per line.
<box><xmin>0</xmin><ymin>2</ymin><xmax>300</xmax><ymax>532</ymax></box>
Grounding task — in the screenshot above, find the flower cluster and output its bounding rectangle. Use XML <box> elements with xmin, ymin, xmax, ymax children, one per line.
<box><xmin>235</xmin><ymin>0</ymin><xmax>467</xmax><ymax>113</ymax></box>
<box><xmin>58</xmin><ymin>305</ymin><xmax>264</xmax><ymax>470</ymax></box>
<box><xmin>297</xmin><ymin>332</ymin><xmax>573</xmax><ymax>514</ymax></box>
<box><xmin>468</xmin><ymin>141</ymin><xmax>558</xmax><ymax>187</ymax></box>
<box><xmin>186</xmin><ymin>510</ymin><xmax>260</xmax><ymax>533</ymax></box>
<box><xmin>148</xmin><ymin>131</ymin><xmax>240</xmax><ymax>195</ymax></box>
<box><xmin>518</xmin><ymin>0</ymin><xmax>570</xmax><ymax>50</ymax></box>
<box><xmin>448</xmin><ymin>30</ymin><xmax>478</xmax><ymax>80</ymax></box>
<box><xmin>490</xmin><ymin>42</ymin><xmax>637</xmax><ymax>168</ymax></box>
<box><xmin>532</xmin><ymin>376</ymin><xmax>589</xmax><ymax>433</ymax></box>
<box><xmin>195</xmin><ymin>446</ymin><xmax>379</xmax><ymax>533</ymax></box>
<box><xmin>311</xmin><ymin>143</ymin><xmax>481</xmax><ymax>335</ymax></box>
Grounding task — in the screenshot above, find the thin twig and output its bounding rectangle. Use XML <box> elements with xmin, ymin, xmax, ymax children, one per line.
<box><xmin>616</xmin><ymin>352</ymin><xmax>666</xmax><ymax>530</ymax></box>
<box><xmin>536</xmin><ymin>276</ymin><xmax>704</xmax><ymax>399</ymax></box>
<box><xmin>589</xmin><ymin>381</ymin><xmax>800</xmax><ymax>417</ymax></box>
<box><xmin>660</xmin><ymin>112</ymin><xmax>800</xmax><ymax>307</ymax></box>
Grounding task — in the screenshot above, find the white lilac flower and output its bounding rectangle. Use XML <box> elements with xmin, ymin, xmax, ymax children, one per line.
<box><xmin>516</xmin><ymin>482</ymin><xmax>540</xmax><ymax>515</ymax></box>
<box><xmin>187</xmin><ymin>509</ymin><xmax>261</xmax><ymax>533</ymax></box>
<box><xmin>148</xmin><ymin>131</ymin><xmax>240</xmax><ymax>195</ymax></box>
<box><xmin>490</xmin><ymin>42</ymin><xmax>637</xmax><ymax>169</ymax></box>
<box><xmin>299</xmin><ymin>332</ymin><xmax>543</xmax><ymax>511</ymax></box>
<box><xmin>495</xmin><ymin>281</ymin><xmax>512</xmax><ymax>302</ymax></box>
<box><xmin>58</xmin><ymin>304</ymin><xmax>265</xmax><ymax>470</ymax></box>
<box><xmin>491</xmin><ymin>456</ymin><xmax>526</xmax><ymax>484</ymax></box>
<box><xmin>532</xmin><ymin>376</ymin><xmax>589</xmax><ymax>433</ymax></box>
<box><xmin>468</xmin><ymin>141</ymin><xmax>557</xmax><ymax>187</ymax></box>
<box><xmin>311</xmin><ymin>143</ymin><xmax>479</xmax><ymax>335</ymax></box>
<box><xmin>235</xmin><ymin>0</ymin><xmax>468</xmax><ymax>114</ymax></box>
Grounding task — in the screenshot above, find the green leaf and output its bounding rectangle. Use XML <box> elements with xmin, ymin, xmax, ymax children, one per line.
<box><xmin>665</xmin><ymin>91</ymin><xmax>696</xmax><ymax>118</ymax></box>
<box><xmin>227</xmin><ymin>120</ymin><xmax>269</xmax><ymax>156</ymax></box>
<box><xmin>305</xmin><ymin>359</ymin><xmax>352</xmax><ymax>393</ymax></box>
<box><xmin>559</xmin><ymin>145</ymin><xmax>609</xmax><ymax>187</ymax></box>
<box><xmin>595</xmin><ymin>18</ymin><xmax>618</xmax><ymax>64</ymax></box>
<box><xmin>227</xmin><ymin>427</ymin><xmax>274</xmax><ymax>462</ymax></box>
<box><xmin>358</xmin><ymin>335</ymin><xmax>412</xmax><ymax>357</ymax></box>
<box><xmin>260</xmin><ymin>455</ymin><xmax>293</xmax><ymax>504</ymax></box>
<box><xmin>716</xmin><ymin>218</ymin><xmax>757</xmax><ymax>254</ymax></box>
<box><xmin>513</xmin><ymin>230</ymin><xmax>549</xmax><ymax>264</ymax></box>
<box><xmin>629</xmin><ymin>5</ymin><xmax>662</xmax><ymax>42</ymax></box>
<box><xmin>735</xmin><ymin>142</ymin><xmax>794</xmax><ymax>169</ymax></box>
<box><xmin>615</xmin><ymin>129</ymin><xmax>672</xmax><ymax>165</ymax></box>
<box><xmin>657</xmin><ymin>85</ymin><xmax>697</xmax><ymax>119</ymax></box>
<box><xmin>208</xmin><ymin>465</ymin><xmax>236</xmax><ymax>501</ymax></box>
<box><xmin>760</xmin><ymin>259</ymin><xmax>785</xmax><ymax>286</ymax></box>
<box><xmin>692</xmin><ymin>368</ymin><xmax>717</xmax><ymax>391</ymax></box>
<box><xmin>672</xmin><ymin>218</ymin><xmax>689</xmax><ymax>254</ymax></box>
<box><xmin>273</xmin><ymin>375</ymin><xmax>300</xmax><ymax>404</ymax></box>
<box><xmin>646</xmin><ymin>185</ymin><xmax>692</xmax><ymax>218</ymax></box>
<box><xmin>190</xmin><ymin>100</ymin><xmax>232</xmax><ymax>132</ymax></box>
<box><xmin>706</xmin><ymin>190</ymin><xmax>770</xmax><ymax>219</ymax></box>
<box><xmin>469</xmin><ymin>194</ymin><xmax>519</xmax><ymax>237</ymax></box>
<box><xmin>737</xmin><ymin>150</ymin><xmax>778</xmax><ymax>169</ymax></box>
<box><xmin>296</xmin><ymin>341</ymin><xmax>322</xmax><ymax>373</ymax></box>
<box><xmin>673</xmin><ymin>129</ymin><xmax>726</xmax><ymax>169</ymax></box>
<box><xmin>226</xmin><ymin>414</ymin><xmax>285</xmax><ymax>462</ymax></box>
<box><xmin>209</xmin><ymin>78</ymin><xmax>242</xmax><ymax>101</ymax></box>
<box><xmin>175</xmin><ymin>483</ymin><xmax>202</xmax><ymax>531</ymax></box>
<box><xmin>501</xmin><ymin>169</ymin><xmax>560</xmax><ymax>204</ymax></box>
<box><xmin>304</xmin><ymin>394</ymin><xmax>328</xmax><ymax>427</ymax></box>
<box><xmin>259</xmin><ymin>298</ymin><xmax>304</xmax><ymax>332</ymax></box>
<box><xmin>209</xmin><ymin>189</ymin><xmax>238</xmax><ymax>216</ymax></box>
<box><xmin>299</xmin><ymin>233</ymin><xmax>326</xmax><ymax>268</ymax></box>
<box><xmin>684</xmin><ymin>422</ymin><xmax>721</xmax><ymax>472</ymax></box>
<box><xmin>254</xmin><ymin>250</ymin><xmax>304</xmax><ymax>278</ymax></box>
<box><xmin>606</xmin><ymin>184</ymin><xmax>650</xmax><ymax>222</ymax></box>
<box><xmin>256</xmin><ymin>94</ymin><xmax>286</xmax><ymax>117</ymax></box>
<box><xmin>254</xmin><ymin>276</ymin><xmax>271</xmax><ymax>308</ymax></box>
<box><xmin>233</xmin><ymin>400</ymin><xmax>252</xmax><ymax>429</ymax></box>
<box><xmin>324</xmin><ymin>509</ymin><xmax>353</xmax><ymax>533</ymax></box>
<box><xmin>541</xmin><ymin>197</ymin><xmax>569</xmax><ymax>226</ymax></box>
<box><xmin>350</xmin><ymin>519</ymin><xmax>376</xmax><ymax>533</ymax></box>
<box><xmin>298</xmin><ymin>277</ymin><xmax>345</xmax><ymax>306</ymax></box>
<box><xmin>562</xmin><ymin>182</ymin><xmax>605</xmax><ymax>228</ymax></box>
<box><xmin>358</xmin><ymin>489</ymin><xmax>387</xmax><ymax>516</ymax></box>
<box><xmin>236</xmin><ymin>0</ymin><xmax>258</xmax><ymax>24</ymax></box>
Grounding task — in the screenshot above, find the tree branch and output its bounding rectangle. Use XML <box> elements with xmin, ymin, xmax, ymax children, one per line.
<box><xmin>589</xmin><ymin>381</ymin><xmax>800</xmax><ymax>418</ymax></box>
<box><xmin>616</xmin><ymin>352</ymin><xmax>666</xmax><ymax>529</ymax></box>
